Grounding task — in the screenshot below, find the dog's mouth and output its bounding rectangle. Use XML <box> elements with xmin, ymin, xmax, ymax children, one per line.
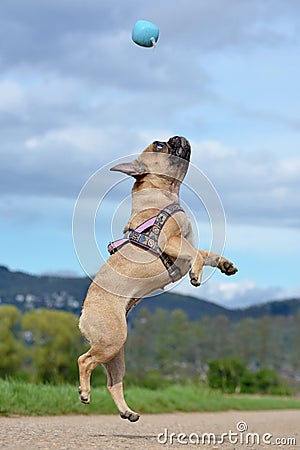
<box><xmin>153</xmin><ymin>136</ymin><xmax>191</xmax><ymax>162</ymax></box>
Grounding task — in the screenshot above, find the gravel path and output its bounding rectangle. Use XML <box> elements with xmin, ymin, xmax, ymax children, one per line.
<box><xmin>0</xmin><ymin>410</ymin><xmax>299</xmax><ymax>449</ymax></box>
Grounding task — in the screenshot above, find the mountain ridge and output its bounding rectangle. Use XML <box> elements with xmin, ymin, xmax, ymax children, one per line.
<box><xmin>0</xmin><ymin>265</ymin><xmax>299</xmax><ymax>321</ymax></box>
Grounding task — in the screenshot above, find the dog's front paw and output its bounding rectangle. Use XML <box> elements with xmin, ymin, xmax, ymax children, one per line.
<box><xmin>220</xmin><ymin>260</ymin><xmax>238</xmax><ymax>276</ymax></box>
<box><xmin>189</xmin><ymin>270</ymin><xmax>202</xmax><ymax>287</ymax></box>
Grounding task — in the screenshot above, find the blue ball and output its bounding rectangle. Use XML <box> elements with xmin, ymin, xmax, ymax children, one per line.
<box><xmin>132</xmin><ymin>20</ymin><xmax>159</xmax><ymax>48</ymax></box>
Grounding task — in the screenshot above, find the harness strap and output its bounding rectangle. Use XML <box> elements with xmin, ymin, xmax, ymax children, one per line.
<box><xmin>107</xmin><ymin>215</ymin><xmax>157</xmax><ymax>254</ymax></box>
<box><xmin>108</xmin><ymin>202</ymin><xmax>184</xmax><ymax>282</ymax></box>
<box><xmin>128</xmin><ymin>203</ymin><xmax>183</xmax><ymax>250</ymax></box>
<box><xmin>160</xmin><ymin>251</ymin><xmax>182</xmax><ymax>282</ymax></box>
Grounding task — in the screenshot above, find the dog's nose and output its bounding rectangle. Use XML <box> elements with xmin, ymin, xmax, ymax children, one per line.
<box><xmin>167</xmin><ymin>136</ymin><xmax>191</xmax><ymax>161</ymax></box>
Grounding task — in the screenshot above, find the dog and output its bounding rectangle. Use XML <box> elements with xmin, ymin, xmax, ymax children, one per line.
<box><xmin>78</xmin><ymin>136</ymin><xmax>238</xmax><ymax>422</ymax></box>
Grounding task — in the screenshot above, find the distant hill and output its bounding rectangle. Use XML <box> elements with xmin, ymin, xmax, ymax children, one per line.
<box><xmin>0</xmin><ymin>265</ymin><xmax>90</xmax><ymax>299</ymax></box>
<box><xmin>0</xmin><ymin>265</ymin><xmax>299</xmax><ymax>321</ymax></box>
<box><xmin>133</xmin><ymin>292</ymin><xmax>300</xmax><ymax>322</ymax></box>
<box><xmin>134</xmin><ymin>292</ymin><xmax>230</xmax><ymax>320</ymax></box>
<box><xmin>0</xmin><ymin>265</ymin><xmax>90</xmax><ymax>315</ymax></box>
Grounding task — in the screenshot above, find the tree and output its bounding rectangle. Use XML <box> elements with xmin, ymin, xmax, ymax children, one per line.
<box><xmin>291</xmin><ymin>313</ymin><xmax>300</xmax><ymax>372</ymax></box>
<box><xmin>193</xmin><ymin>316</ymin><xmax>216</xmax><ymax>369</ymax></box>
<box><xmin>207</xmin><ymin>358</ymin><xmax>246</xmax><ymax>393</ymax></box>
<box><xmin>257</xmin><ymin>316</ymin><xmax>274</xmax><ymax>365</ymax></box>
<box><xmin>213</xmin><ymin>315</ymin><xmax>232</xmax><ymax>358</ymax></box>
<box><xmin>126</xmin><ymin>307</ymin><xmax>156</xmax><ymax>379</ymax></box>
<box><xmin>233</xmin><ymin>318</ymin><xmax>258</xmax><ymax>364</ymax></box>
<box><xmin>0</xmin><ymin>305</ymin><xmax>24</xmax><ymax>377</ymax></box>
<box><xmin>22</xmin><ymin>309</ymin><xmax>85</xmax><ymax>383</ymax></box>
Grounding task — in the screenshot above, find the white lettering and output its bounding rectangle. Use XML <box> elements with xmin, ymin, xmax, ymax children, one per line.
<box><xmin>218</xmin><ymin>432</ymin><xmax>228</xmax><ymax>444</ymax></box>
<box><xmin>157</xmin><ymin>428</ymin><xmax>168</xmax><ymax>445</ymax></box>
<box><xmin>262</xmin><ymin>432</ymin><xmax>272</xmax><ymax>444</ymax></box>
<box><xmin>201</xmin><ymin>433</ymin><xmax>216</xmax><ymax>445</ymax></box>
<box><xmin>228</xmin><ymin>430</ymin><xmax>238</xmax><ymax>445</ymax></box>
<box><xmin>245</xmin><ymin>433</ymin><xmax>260</xmax><ymax>445</ymax></box>
<box><xmin>177</xmin><ymin>433</ymin><xmax>188</xmax><ymax>445</ymax></box>
<box><xmin>169</xmin><ymin>432</ymin><xmax>176</xmax><ymax>445</ymax></box>
<box><xmin>189</xmin><ymin>433</ymin><xmax>200</xmax><ymax>445</ymax></box>
<box><xmin>157</xmin><ymin>426</ymin><xmax>296</xmax><ymax>447</ymax></box>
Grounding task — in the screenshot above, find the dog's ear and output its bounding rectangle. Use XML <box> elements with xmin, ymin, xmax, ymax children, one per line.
<box><xmin>110</xmin><ymin>160</ymin><xmax>146</xmax><ymax>177</ymax></box>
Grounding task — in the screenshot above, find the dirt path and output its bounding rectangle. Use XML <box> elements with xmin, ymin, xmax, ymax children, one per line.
<box><xmin>0</xmin><ymin>410</ymin><xmax>299</xmax><ymax>449</ymax></box>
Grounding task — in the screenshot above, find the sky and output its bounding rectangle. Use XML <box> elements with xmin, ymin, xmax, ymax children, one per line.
<box><xmin>0</xmin><ymin>0</ymin><xmax>300</xmax><ymax>308</ymax></box>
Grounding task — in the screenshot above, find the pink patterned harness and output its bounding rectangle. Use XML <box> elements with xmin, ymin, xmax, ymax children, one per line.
<box><xmin>107</xmin><ymin>203</ymin><xmax>184</xmax><ymax>282</ymax></box>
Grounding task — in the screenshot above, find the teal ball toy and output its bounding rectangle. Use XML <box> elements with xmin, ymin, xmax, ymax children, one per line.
<box><xmin>132</xmin><ymin>20</ymin><xmax>159</xmax><ymax>48</ymax></box>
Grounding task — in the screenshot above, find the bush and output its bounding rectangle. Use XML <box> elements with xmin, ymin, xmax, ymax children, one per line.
<box><xmin>207</xmin><ymin>358</ymin><xmax>246</xmax><ymax>393</ymax></box>
<box><xmin>243</xmin><ymin>368</ymin><xmax>291</xmax><ymax>395</ymax></box>
<box><xmin>207</xmin><ymin>358</ymin><xmax>291</xmax><ymax>396</ymax></box>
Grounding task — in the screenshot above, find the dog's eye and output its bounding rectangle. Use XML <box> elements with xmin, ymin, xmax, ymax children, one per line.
<box><xmin>154</xmin><ymin>141</ymin><xmax>166</xmax><ymax>152</ymax></box>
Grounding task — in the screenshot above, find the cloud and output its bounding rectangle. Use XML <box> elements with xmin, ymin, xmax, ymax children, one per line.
<box><xmin>214</xmin><ymin>93</ymin><xmax>300</xmax><ymax>134</ymax></box>
<box><xmin>0</xmin><ymin>80</ymin><xmax>25</xmax><ymax>112</ymax></box>
<box><xmin>173</xmin><ymin>276</ymin><xmax>300</xmax><ymax>309</ymax></box>
<box><xmin>187</xmin><ymin>140</ymin><xmax>300</xmax><ymax>229</ymax></box>
<box><xmin>1</xmin><ymin>0</ymin><xmax>298</xmax><ymax>80</ymax></box>
<box><xmin>1</xmin><ymin>126</ymin><xmax>300</xmax><ymax>231</ymax></box>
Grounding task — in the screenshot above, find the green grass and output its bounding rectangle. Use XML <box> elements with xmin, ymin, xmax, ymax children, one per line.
<box><xmin>1</xmin><ymin>379</ymin><xmax>300</xmax><ymax>416</ymax></box>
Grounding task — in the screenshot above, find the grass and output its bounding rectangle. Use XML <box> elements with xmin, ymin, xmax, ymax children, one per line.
<box><xmin>1</xmin><ymin>379</ymin><xmax>300</xmax><ymax>416</ymax></box>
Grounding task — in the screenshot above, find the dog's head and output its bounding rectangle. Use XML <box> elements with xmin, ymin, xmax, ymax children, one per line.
<box><xmin>111</xmin><ymin>136</ymin><xmax>191</xmax><ymax>190</ymax></box>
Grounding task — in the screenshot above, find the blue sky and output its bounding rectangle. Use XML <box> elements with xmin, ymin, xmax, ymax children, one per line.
<box><xmin>0</xmin><ymin>0</ymin><xmax>299</xmax><ymax>307</ymax></box>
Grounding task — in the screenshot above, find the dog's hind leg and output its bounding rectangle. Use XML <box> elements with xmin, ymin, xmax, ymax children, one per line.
<box><xmin>78</xmin><ymin>347</ymin><xmax>103</xmax><ymax>404</ymax></box>
<box><xmin>103</xmin><ymin>347</ymin><xmax>140</xmax><ymax>422</ymax></box>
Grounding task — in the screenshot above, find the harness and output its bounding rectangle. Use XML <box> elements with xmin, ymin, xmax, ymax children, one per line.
<box><xmin>107</xmin><ymin>203</ymin><xmax>183</xmax><ymax>282</ymax></box>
